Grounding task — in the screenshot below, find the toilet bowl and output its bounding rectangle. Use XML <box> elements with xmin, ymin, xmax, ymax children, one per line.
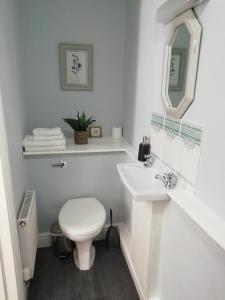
<box><xmin>58</xmin><ymin>197</ymin><xmax>106</xmax><ymax>270</ymax></box>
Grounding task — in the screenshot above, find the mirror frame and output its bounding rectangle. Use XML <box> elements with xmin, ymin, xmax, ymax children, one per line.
<box><xmin>162</xmin><ymin>9</ymin><xmax>202</xmax><ymax>118</ymax></box>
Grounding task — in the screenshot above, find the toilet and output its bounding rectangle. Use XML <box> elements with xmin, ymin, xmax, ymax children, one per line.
<box><xmin>58</xmin><ymin>197</ymin><xmax>106</xmax><ymax>270</ymax></box>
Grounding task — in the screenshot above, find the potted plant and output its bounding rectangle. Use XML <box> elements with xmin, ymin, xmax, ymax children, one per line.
<box><xmin>63</xmin><ymin>111</ymin><xmax>96</xmax><ymax>144</ymax></box>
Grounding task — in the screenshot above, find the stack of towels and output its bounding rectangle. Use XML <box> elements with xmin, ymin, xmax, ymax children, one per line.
<box><xmin>23</xmin><ymin>127</ymin><xmax>66</xmax><ymax>152</ymax></box>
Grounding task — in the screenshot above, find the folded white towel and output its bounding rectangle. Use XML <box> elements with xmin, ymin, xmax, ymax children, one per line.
<box><xmin>23</xmin><ymin>135</ymin><xmax>65</xmax><ymax>147</ymax></box>
<box><xmin>32</xmin><ymin>134</ymin><xmax>64</xmax><ymax>141</ymax></box>
<box><xmin>33</xmin><ymin>127</ymin><xmax>63</xmax><ymax>136</ymax></box>
<box><xmin>25</xmin><ymin>145</ymin><xmax>66</xmax><ymax>152</ymax></box>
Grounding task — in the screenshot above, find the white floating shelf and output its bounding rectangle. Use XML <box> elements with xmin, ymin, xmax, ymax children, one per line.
<box><xmin>23</xmin><ymin>137</ymin><xmax>137</xmax><ymax>159</ymax></box>
<box><xmin>168</xmin><ymin>190</ymin><xmax>225</xmax><ymax>251</ymax></box>
<box><xmin>155</xmin><ymin>0</ymin><xmax>209</xmax><ymax>24</ymax></box>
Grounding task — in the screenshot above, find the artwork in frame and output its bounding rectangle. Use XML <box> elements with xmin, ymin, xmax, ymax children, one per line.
<box><xmin>169</xmin><ymin>48</ymin><xmax>187</xmax><ymax>91</ymax></box>
<box><xmin>89</xmin><ymin>126</ymin><xmax>102</xmax><ymax>138</ymax></box>
<box><xmin>59</xmin><ymin>43</ymin><xmax>93</xmax><ymax>91</ymax></box>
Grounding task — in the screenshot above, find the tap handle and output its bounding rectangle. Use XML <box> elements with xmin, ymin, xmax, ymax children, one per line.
<box><xmin>167</xmin><ymin>172</ymin><xmax>177</xmax><ymax>188</ymax></box>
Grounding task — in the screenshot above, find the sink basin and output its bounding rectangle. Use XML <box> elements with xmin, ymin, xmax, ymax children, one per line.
<box><xmin>117</xmin><ymin>163</ymin><xmax>170</xmax><ymax>201</ymax></box>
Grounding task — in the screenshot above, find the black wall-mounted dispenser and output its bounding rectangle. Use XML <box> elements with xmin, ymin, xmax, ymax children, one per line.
<box><xmin>138</xmin><ymin>136</ymin><xmax>151</xmax><ymax>162</ymax></box>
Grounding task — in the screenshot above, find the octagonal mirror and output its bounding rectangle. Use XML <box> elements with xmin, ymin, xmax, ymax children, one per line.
<box><xmin>162</xmin><ymin>10</ymin><xmax>202</xmax><ymax>118</ymax></box>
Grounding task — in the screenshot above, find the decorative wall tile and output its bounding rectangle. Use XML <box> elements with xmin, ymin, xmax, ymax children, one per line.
<box><xmin>180</xmin><ymin>122</ymin><xmax>202</xmax><ymax>149</ymax></box>
<box><xmin>176</xmin><ymin>122</ymin><xmax>203</xmax><ymax>185</ymax></box>
<box><xmin>151</xmin><ymin>113</ymin><xmax>164</xmax><ymax>131</ymax></box>
<box><xmin>150</xmin><ymin>113</ymin><xmax>164</xmax><ymax>158</ymax></box>
<box><xmin>161</xmin><ymin>117</ymin><xmax>181</xmax><ymax>170</ymax></box>
<box><xmin>150</xmin><ymin>112</ymin><xmax>203</xmax><ymax>186</ymax></box>
<box><xmin>164</xmin><ymin>117</ymin><xmax>180</xmax><ymax>139</ymax></box>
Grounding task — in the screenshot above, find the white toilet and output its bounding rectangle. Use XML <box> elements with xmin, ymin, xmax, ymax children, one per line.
<box><xmin>58</xmin><ymin>197</ymin><xmax>106</xmax><ymax>270</ymax></box>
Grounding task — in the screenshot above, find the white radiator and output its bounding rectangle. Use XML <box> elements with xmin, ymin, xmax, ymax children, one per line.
<box><xmin>18</xmin><ymin>191</ymin><xmax>38</xmax><ymax>281</ymax></box>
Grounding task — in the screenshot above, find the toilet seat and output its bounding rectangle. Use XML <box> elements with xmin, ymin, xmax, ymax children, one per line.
<box><xmin>59</xmin><ymin>197</ymin><xmax>106</xmax><ymax>238</ymax></box>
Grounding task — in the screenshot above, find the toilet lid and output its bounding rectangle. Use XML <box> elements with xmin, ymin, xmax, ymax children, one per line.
<box><xmin>59</xmin><ymin>197</ymin><xmax>106</xmax><ymax>236</ymax></box>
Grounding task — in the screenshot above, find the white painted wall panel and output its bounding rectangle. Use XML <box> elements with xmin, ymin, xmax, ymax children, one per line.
<box><xmin>158</xmin><ymin>201</ymin><xmax>225</xmax><ymax>300</ymax></box>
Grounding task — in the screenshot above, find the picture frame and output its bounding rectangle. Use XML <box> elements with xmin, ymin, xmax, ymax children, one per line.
<box><xmin>169</xmin><ymin>48</ymin><xmax>187</xmax><ymax>91</ymax></box>
<box><xmin>89</xmin><ymin>126</ymin><xmax>102</xmax><ymax>138</ymax></box>
<box><xmin>59</xmin><ymin>43</ymin><xmax>93</xmax><ymax>91</ymax></box>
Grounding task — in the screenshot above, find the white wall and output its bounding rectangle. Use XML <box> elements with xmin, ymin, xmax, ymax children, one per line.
<box><xmin>187</xmin><ymin>1</ymin><xmax>225</xmax><ymax>223</ymax></box>
<box><xmin>123</xmin><ymin>0</ymin><xmax>225</xmax><ymax>299</ymax></box>
<box><xmin>123</xmin><ymin>0</ymin><xmax>166</xmax><ymax>147</ymax></box>
<box><xmin>124</xmin><ymin>0</ymin><xmax>225</xmax><ymax>224</ymax></box>
<box><xmin>0</xmin><ymin>0</ymin><xmax>29</xmax><ymax>212</ymax></box>
<box><xmin>20</xmin><ymin>0</ymin><xmax>127</xmax><ymax>137</ymax></box>
<box><xmin>123</xmin><ymin>0</ymin><xmax>141</xmax><ymax>142</ymax></box>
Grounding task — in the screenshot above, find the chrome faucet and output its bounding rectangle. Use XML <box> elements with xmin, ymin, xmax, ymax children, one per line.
<box><xmin>155</xmin><ymin>172</ymin><xmax>177</xmax><ymax>189</ymax></box>
<box><xmin>144</xmin><ymin>154</ymin><xmax>154</xmax><ymax>168</ymax></box>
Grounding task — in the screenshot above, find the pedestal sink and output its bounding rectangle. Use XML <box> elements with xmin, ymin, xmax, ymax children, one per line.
<box><xmin>117</xmin><ymin>163</ymin><xmax>170</xmax><ymax>201</ymax></box>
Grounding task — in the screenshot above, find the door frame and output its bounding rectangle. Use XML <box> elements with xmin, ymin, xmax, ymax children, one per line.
<box><xmin>0</xmin><ymin>254</ymin><xmax>6</xmax><ymax>300</ymax></box>
<box><xmin>0</xmin><ymin>86</ymin><xmax>25</xmax><ymax>300</ymax></box>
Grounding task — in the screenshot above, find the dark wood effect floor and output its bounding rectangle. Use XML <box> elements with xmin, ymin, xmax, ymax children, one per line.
<box><xmin>28</xmin><ymin>241</ymin><xmax>139</xmax><ymax>300</ymax></box>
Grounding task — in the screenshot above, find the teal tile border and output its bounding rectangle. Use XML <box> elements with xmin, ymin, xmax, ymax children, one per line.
<box><xmin>151</xmin><ymin>113</ymin><xmax>203</xmax><ymax>149</ymax></box>
<box><xmin>151</xmin><ymin>113</ymin><xmax>164</xmax><ymax>130</ymax></box>
<box><xmin>180</xmin><ymin>122</ymin><xmax>202</xmax><ymax>147</ymax></box>
<box><xmin>164</xmin><ymin>117</ymin><xmax>180</xmax><ymax>137</ymax></box>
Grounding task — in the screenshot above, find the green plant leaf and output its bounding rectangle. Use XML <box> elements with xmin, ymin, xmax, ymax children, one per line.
<box><xmin>63</xmin><ymin>111</ymin><xmax>96</xmax><ymax>131</ymax></box>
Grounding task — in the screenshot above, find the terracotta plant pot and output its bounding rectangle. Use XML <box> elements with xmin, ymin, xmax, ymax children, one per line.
<box><xmin>74</xmin><ymin>131</ymin><xmax>88</xmax><ymax>144</ymax></box>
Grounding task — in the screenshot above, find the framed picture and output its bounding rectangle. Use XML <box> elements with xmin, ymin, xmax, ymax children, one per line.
<box><xmin>59</xmin><ymin>43</ymin><xmax>93</xmax><ymax>91</ymax></box>
<box><xmin>89</xmin><ymin>126</ymin><xmax>102</xmax><ymax>138</ymax></box>
<box><xmin>169</xmin><ymin>48</ymin><xmax>187</xmax><ymax>91</ymax></box>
